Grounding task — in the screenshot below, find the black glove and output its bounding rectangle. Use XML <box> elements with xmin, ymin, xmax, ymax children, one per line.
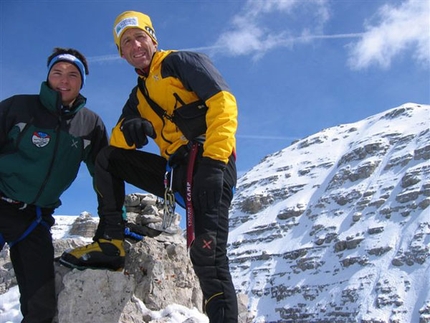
<box><xmin>192</xmin><ymin>157</ymin><xmax>225</xmax><ymax>213</ymax></box>
<box><xmin>120</xmin><ymin>117</ymin><xmax>155</xmax><ymax>148</ymax></box>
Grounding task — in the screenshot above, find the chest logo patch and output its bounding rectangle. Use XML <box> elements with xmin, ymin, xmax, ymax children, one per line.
<box><xmin>32</xmin><ymin>131</ymin><xmax>50</xmax><ymax>148</ymax></box>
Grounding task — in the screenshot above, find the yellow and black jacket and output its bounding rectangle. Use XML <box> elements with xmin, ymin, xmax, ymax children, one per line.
<box><xmin>110</xmin><ymin>50</ymin><xmax>237</xmax><ymax>164</ymax></box>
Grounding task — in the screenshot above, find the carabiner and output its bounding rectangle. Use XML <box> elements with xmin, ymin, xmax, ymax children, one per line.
<box><xmin>162</xmin><ymin>168</ymin><xmax>176</xmax><ymax>229</ymax></box>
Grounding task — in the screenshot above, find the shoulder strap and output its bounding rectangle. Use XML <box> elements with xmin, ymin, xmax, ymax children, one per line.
<box><xmin>136</xmin><ymin>77</ymin><xmax>174</xmax><ymax>145</ymax></box>
<box><xmin>137</xmin><ymin>77</ymin><xmax>171</xmax><ymax>121</ymax></box>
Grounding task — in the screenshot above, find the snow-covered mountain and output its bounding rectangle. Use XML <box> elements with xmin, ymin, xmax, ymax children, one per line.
<box><xmin>227</xmin><ymin>103</ymin><xmax>430</xmax><ymax>322</ymax></box>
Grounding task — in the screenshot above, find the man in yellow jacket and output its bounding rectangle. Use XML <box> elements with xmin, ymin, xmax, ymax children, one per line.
<box><xmin>60</xmin><ymin>11</ymin><xmax>238</xmax><ymax>322</ymax></box>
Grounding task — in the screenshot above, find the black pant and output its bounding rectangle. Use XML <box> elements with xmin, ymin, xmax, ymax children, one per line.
<box><xmin>94</xmin><ymin>146</ymin><xmax>239</xmax><ymax>322</ymax></box>
<box><xmin>0</xmin><ymin>201</ymin><xmax>55</xmax><ymax>323</ymax></box>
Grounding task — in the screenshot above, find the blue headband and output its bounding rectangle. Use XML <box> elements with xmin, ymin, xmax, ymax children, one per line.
<box><xmin>47</xmin><ymin>53</ymin><xmax>86</xmax><ymax>88</ymax></box>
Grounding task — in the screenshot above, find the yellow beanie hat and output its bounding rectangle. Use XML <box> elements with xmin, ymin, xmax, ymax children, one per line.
<box><xmin>113</xmin><ymin>11</ymin><xmax>157</xmax><ymax>55</ymax></box>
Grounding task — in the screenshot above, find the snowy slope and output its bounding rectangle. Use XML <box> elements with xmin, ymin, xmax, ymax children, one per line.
<box><xmin>227</xmin><ymin>103</ymin><xmax>430</xmax><ymax>322</ymax></box>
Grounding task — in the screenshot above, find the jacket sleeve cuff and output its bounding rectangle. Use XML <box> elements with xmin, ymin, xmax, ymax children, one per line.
<box><xmin>200</xmin><ymin>157</ymin><xmax>226</xmax><ymax>170</ymax></box>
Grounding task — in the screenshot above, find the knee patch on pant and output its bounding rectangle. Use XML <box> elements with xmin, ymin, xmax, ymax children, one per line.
<box><xmin>190</xmin><ymin>232</ymin><xmax>217</xmax><ymax>267</ymax></box>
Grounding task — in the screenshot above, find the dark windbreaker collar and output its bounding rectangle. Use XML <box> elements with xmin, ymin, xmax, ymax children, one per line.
<box><xmin>39</xmin><ymin>81</ymin><xmax>87</xmax><ymax>116</ymax></box>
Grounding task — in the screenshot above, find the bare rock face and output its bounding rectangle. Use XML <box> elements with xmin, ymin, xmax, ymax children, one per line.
<box><xmin>67</xmin><ymin>212</ymin><xmax>98</xmax><ymax>238</ymax></box>
<box><xmin>54</xmin><ymin>235</ymin><xmax>203</xmax><ymax>323</ymax></box>
<box><xmin>123</xmin><ymin>238</ymin><xmax>201</xmax><ymax>311</ymax></box>
<box><xmin>55</xmin><ymin>269</ymin><xmax>135</xmax><ymax>323</ymax></box>
<box><xmin>52</xmin><ymin>193</ymin><xmax>204</xmax><ymax>322</ymax></box>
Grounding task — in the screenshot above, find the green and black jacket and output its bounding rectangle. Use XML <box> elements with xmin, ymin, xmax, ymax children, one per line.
<box><xmin>0</xmin><ymin>82</ymin><xmax>108</xmax><ymax>208</ymax></box>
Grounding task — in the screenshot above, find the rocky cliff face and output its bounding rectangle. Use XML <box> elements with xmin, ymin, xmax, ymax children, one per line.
<box><xmin>227</xmin><ymin>103</ymin><xmax>430</xmax><ymax>323</ymax></box>
<box><xmin>0</xmin><ymin>194</ymin><xmax>248</xmax><ymax>322</ymax></box>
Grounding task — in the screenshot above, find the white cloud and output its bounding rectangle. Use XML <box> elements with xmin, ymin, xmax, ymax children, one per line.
<box><xmin>347</xmin><ymin>0</ymin><xmax>430</xmax><ymax>70</ymax></box>
<box><xmin>87</xmin><ymin>54</ymin><xmax>121</xmax><ymax>63</ymax></box>
<box><xmin>212</xmin><ymin>0</ymin><xmax>330</xmax><ymax>60</ymax></box>
<box><xmin>88</xmin><ymin>0</ymin><xmax>428</xmax><ymax>70</ymax></box>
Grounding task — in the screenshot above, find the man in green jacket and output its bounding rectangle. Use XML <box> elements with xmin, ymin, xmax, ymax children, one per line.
<box><xmin>0</xmin><ymin>47</ymin><xmax>108</xmax><ymax>322</ymax></box>
<box><xmin>60</xmin><ymin>11</ymin><xmax>239</xmax><ymax>323</ymax></box>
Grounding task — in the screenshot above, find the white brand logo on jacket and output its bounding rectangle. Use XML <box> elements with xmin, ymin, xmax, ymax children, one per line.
<box><xmin>32</xmin><ymin>131</ymin><xmax>50</xmax><ymax>148</ymax></box>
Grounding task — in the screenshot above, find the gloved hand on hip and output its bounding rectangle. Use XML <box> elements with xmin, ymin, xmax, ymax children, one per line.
<box><xmin>120</xmin><ymin>117</ymin><xmax>156</xmax><ymax>148</ymax></box>
<box><xmin>192</xmin><ymin>157</ymin><xmax>226</xmax><ymax>212</ymax></box>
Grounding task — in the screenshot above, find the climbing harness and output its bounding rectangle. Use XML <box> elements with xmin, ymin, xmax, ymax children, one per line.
<box><xmin>0</xmin><ymin>195</ymin><xmax>50</xmax><ymax>249</ymax></box>
<box><xmin>9</xmin><ymin>206</ymin><xmax>49</xmax><ymax>248</ymax></box>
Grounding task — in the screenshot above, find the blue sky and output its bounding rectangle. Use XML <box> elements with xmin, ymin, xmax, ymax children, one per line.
<box><xmin>1</xmin><ymin>0</ymin><xmax>429</xmax><ymax>220</ymax></box>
